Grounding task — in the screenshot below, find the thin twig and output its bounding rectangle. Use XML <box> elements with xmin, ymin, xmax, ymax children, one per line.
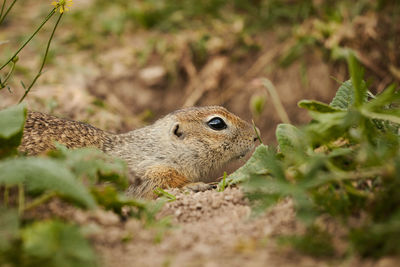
<box><xmin>0</xmin><ymin>60</ymin><xmax>15</xmax><ymax>89</ymax></box>
<box><xmin>4</xmin><ymin>185</ymin><xmax>9</xmax><ymax>207</ymax></box>
<box><xmin>262</xmin><ymin>78</ymin><xmax>291</xmax><ymax>124</ymax></box>
<box><xmin>0</xmin><ymin>8</ymin><xmax>55</xmax><ymax>71</ymax></box>
<box><xmin>19</xmin><ymin>12</ymin><xmax>63</xmax><ymax>103</ymax></box>
<box><xmin>18</xmin><ymin>183</ymin><xmax>24</xmax><ymax>215</ymax></box>
<box><xmin>0</xmin><ymin>0</ymin><xmax>7</xmax><ymax>20</ymax></box>
<box><xmin>154</xmin><ymin>188</ymin><xmax>176</xmax><ymax>202</ymax></box>
<box><xmin>24</xmin><ymin>192</ymin><xmax>56</xmax><ymax>212</ymax></box>
<box><xmin>0</xmin><ymin>0</ymin><xmax>17</xmax><ymax>25</ymax></box>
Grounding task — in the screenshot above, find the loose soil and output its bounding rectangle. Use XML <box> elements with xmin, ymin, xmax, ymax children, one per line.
<box><xmin>41</xmin><ymin>187</ymin><xmax>395</xmax><ymax>267</ymax></box>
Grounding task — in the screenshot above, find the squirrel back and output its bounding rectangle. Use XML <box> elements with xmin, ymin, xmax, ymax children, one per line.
<box><xmin>21</xmin><ymin>112</ymin><xmax>114</xmax><ymax>154</ymax></box>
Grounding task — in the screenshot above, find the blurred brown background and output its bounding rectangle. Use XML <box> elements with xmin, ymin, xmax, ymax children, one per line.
<box><xmin>1</xmin><ymin>0</ymin><xmax>399</xmax><ymax>145</ymax></box>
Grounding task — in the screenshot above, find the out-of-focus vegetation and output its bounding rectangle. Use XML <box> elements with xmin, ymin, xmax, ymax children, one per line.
<box><xmin>3</xmin><ymin>0</ymin><xmax>399</xmax><ymax>89</ymax></box>
<box><xmin>63</xmin><ymin>0</ymin><xmax>399</xmax><ymax>78</ymax></box>
<box><xmin>0</xmin><ymin>105</ymin><xmax>169</xmax><ymax>267</ymax></box>
<box><xmin>225</xmin><ymin>54</ymin><xmax>400</xmax><ymax>258</ymax></box>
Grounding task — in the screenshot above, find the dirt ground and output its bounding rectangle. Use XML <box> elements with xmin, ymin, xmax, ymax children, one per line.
<box><xmin>39</xmin><ymin>187</ymin><xmax>394</xmax><ymax>267</ymax></box>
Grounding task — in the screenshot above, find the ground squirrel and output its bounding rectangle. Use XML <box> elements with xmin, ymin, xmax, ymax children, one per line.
<box><xmin>21</xmin><ymin>106</ymin><xmax>258</xmax><ymax>198</ymax></box>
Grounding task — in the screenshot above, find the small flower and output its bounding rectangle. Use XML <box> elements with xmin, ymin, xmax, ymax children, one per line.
<box><xmin>51</xmin><ymin>0</ymin><xmax>73</xmax><ymax>14</ymax></box>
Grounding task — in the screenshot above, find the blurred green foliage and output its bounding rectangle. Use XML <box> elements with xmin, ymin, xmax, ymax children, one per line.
<box><xmin>223</xmin><ymin>54</ymin><xmax>400</xmax><ymax>257</ymax></box>
<box><xmin>278</xmin><ymin>225</ymin><xmax>335</xmax><ymax>258</ymax></box>
<box><xmin>1</xmin><ymin>219</ymin><xmax>98</xmax><ymax>267</ymax></box>
<box><xmin>0</xmin><ymin>104</ymin><xmax>170</xmax><ymax>266</ymax></box>
<box><xmin>64</xmin><ymin>0</ymin><xmax>399</xmax><ymax>35</ymax></box>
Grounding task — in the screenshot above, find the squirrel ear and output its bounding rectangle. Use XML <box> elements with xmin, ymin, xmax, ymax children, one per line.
<box><xmin>172</xmin><ymin>123</ymin><xmax>184</xmax><ymax>139</ymax></box>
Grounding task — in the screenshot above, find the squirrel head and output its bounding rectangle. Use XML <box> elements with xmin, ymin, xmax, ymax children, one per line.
<box><xmin>164</xmin><ymin>106</ymin><xmax>259</xmax><ymax>179</ymax></box>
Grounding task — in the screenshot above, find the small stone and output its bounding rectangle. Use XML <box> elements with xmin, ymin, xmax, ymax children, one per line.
<box><xmin>224</xmin><ymin>195</ymin><xmax>233</xmax><ymax>201</ymax></box>
<box><xmin>175</xmin><ymin>209</ymin><xmax>182</xmax><ymax>217</ymax></box>
<box><xmin>138</xmin><ymin>66</ymin><xmax>166</xmax><ymax>86</ymax></box>
<box><xmin>211</xmin><ymin>201</ymin><xmax>220</xmax><ymax>209</ymax></box>
<box><xmin>92</xmin><ymin>209</ymin><xmax>120</xmax><ymax>226</ymax></box>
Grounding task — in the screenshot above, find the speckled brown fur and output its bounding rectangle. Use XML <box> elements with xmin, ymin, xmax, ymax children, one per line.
<box><xmin>20</xmin><ymin>106</ymin><xmax>258</xmax><ymax>198</ymax></box>
<box><xmin>21</xmin><ymin>112</ymin><xmax>115</xmax><ymax>154</ymax></box>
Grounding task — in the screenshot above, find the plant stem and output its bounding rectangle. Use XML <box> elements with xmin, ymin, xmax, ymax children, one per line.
<box><xmin>262</xmin><ymin>78</ymin><xmax>291</xmax><ymax>124</ymax></box>
<box><xmin>0</xmin><ymin>0</ymin><xmax>17</xmax><ymax>25</ymax></box>
<box><xmin>218</xmin><ymin>171</ymin><xmax>227</xmax><ymax>192</ymax></box>
<box><xmin>154</xmin><ymin>188</ymin><xmax>176</xmax><ymax>201</ymax></box>
<box><xmin>0</xmin><ymin>60</ymin><xmax>15</xmax><ymax>89</ymax></box>
<box><xmin>18</xmin><ymin>183</ymin><xmax>24</xmax><ymax>215</ymax></box>
<box><xmin>19</xmin><ymin>12</ymin><xmax>63</xmax><ymax>103</ymax></box>
<box><xmin>4</xmin><ymin>185</ymin><xmax>9</xmax><ymax>207</ymax></box>
<box><xmin>24</xmin><ymin>192</ymin><xmax>56</xmax><ymax>212</ymax></box>
<box><xmin>0</xmin><ymin>8</ymin><xmax>55</xmax><ymax>71</ymax></box>
<box><xmin>0</xmin><ymin>0</ymin><xmax>7</xmax><ymax>21</ymax></box>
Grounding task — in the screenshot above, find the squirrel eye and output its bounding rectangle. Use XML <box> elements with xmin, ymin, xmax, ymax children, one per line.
<box><xmin>207</xmin><ymin>117</ymin><xmax>227</xmax><ymax>130</ymax></box>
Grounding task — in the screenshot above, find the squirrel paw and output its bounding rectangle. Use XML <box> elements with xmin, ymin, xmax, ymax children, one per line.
<box><xmin>183</xmin><ymin>182</ymin><xmax>217</xmax><ymax>193</ymax></box>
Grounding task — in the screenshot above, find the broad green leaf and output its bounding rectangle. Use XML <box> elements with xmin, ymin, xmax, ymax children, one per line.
<box><xmin>0</xmin><ymin>104</ymin><xmax>26</xmax><ymax>138</ymax></box>
<box><xmin>50</xmin><ymin>145</ymin><xmax>128</xmax><ymax>189</ymax></box>
<box><xmin>364</xmin><ymin>84</ymin><xmax>400</xmax><ymax>111</ymax></box>
<box><xmin>0</xmin><ymin>104</ymin><xmax>26</xmax><ymax>157</ymax></box>
<box><xmin>330</xmin><ymin>79</ymin><xmax>368</xmax><ymax>110</ymax></box>
<box><xmin>22</xmin><ymin>220</ymin><xmax>97</xmax><ymax>267</ymax></box>
<box><xmin>223</xmin><ymin>144</ymin><xmax>285</xmax><ymax>187</ymax></box>
<box><xmin>298</xmin><ymin>100</ymin><xmax>340</xmax><ymax>113</ymax></box>
<box><xmin>329</xmin><ymin>80</ymin><xmax>354</xmax><ymax>110</ymax></box>
<box><xmin>306</xmin><ymin>110</ymin><xmax>351</xmax><ymax>140</ymax></box>
<box><xmin>222</xmin><ymin>145</ymin><xmax>270</xmax><ymax>186</ymax></box>
<box><xmin>361</xmin><ymin>109</ymin><xmax>400</xmax><ymax>125</ymax></box>
<box><xmin>0</xmin><ymin>158</ymin><xmax>96</xmax><ymax>209</ymax></box>
<box><xmin>276</xmin><ymin>123</ymin><xmax>305</xmax><ymax>155</ymax></box>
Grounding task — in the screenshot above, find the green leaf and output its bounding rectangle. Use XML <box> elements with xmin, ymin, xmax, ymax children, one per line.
<box><xmin>276</xmin><ymin>123</ymin><xmax>306</xmax><ymax>155</ymax></box>
<box><xmin>0</xmin><ymin>157</ymin><xmax>96</xmax><ymax>209</ymax></box>
<box><xmin>361</xmin><ymin>109</ymin><xmax>400</xmax><ymax>125</ymax></box>
<box><xmin>222</xmin><ymin>144</ymin><xmax>286</xmax><ymax>187</ymax></box>
<box><xmin>21</xmin><ymin>220</ymin><xmax>97</xmax><ymax>267</ymax></box>
<box><xmin>0</xmin><ymin>104</ymin><xmax>26</xmax><ymax>138</ymax></box>
<box><xmin>360</xmin><ymin>84</ymin><xmax>400</xmax><ymax>126</ymax></box>
<box><xmin>298</xmin><ymin>100</ymin><xmax>340</xmax><ymax>113</ymax></box>
<box><xmin>329</xmin><ymin>80</ymin><xmax>354</xmax><ymax>110</ymax></box>
<box><xmin>0</xmin><ymin>104</ymin><xmax>27</xmax><ymax>157</ymax></box>
<box><xmin>221</xmin><ymin>145</ymin><xmax>270</xmax><ymax>187</ymax></box>
<box><xmin>306</xmin><ymin>110</ymin><xmax>352</xmax><ymax>143</ymax></box>
<box><xmin>91</xmin><ymin>185</ymin><xmax>146</xmax><ymax>215</ymax></box>
<box><xmin>49</xmin><ymin>145</ymin><xmax>128</xmax><ymax>189</ymax></box>
<box><xmin>365</xmin><ymin>84</ymin><xmax>400</xmax><ymax>111</ymax></box>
